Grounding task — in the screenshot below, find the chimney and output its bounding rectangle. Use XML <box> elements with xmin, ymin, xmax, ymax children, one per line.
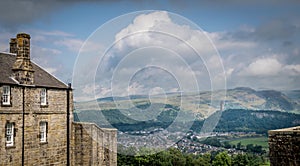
<box><xmin>12</xmin><ymin>33</ymin><xmax>34</xmax><ymax>85</ymax></box>
<box><xmin>9</xmin><ymin>38</ymin><xmax>17</xmax><ymax>54</ymax></box>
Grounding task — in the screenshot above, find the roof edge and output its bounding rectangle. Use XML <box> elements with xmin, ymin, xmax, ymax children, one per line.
<box><xmin>0</xmin><ymin>52</ymin><xmax>16</xmax><ymax>55</ymax></box>
<box><xmin>31</xmin><ymin>60</ymin><xmax>69</xmax><ymax>88</ymax></box>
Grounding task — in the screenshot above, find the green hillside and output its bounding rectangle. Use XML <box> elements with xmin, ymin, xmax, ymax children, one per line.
<box><xmin>74</xmin><ymin>87</ymin><xmax>300</xmax><ymax>133</ymax></box>
<box><xmin>74</xmin><ymin>108</ymin><xmax>300</xmax><ymax>134</ymax></box>
<box><xmin>75</xmin><ymin>88</ymin><xmax>300</xmax><ymax>117</ymax></box>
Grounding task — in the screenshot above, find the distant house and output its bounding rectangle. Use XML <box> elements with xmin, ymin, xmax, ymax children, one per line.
<box><xmin>0</xmin><ymin>33</ymin><xmax>117</xmax><ymax>166</ymax></box>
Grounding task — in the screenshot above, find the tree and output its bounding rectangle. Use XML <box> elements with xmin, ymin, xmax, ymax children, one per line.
<box><xmin>153</xmin><ymin>150</ymin><xmax>173</xmax><ymax>166</ymax></box>
<box><xmin>247</xmin><ymin>153</ymin><xmax>264</xmax><ymax>166</ymax></box>
<box><xmin>237</xmin><ymin>142</ymin><xmax>242</xmax><ymax>150</ymax></box>
<box><xmin>201</xmin><ymin>137</ymin><xmax>222</xmax><ymax>147</ymax></box>
<box><xmin>135</xmin><ymin>147</ymin><xmax>158</xmax><ymax>165</ymax></box>
<box><xmin>194</xmin><ymin>153</ymin><xmax>211</xmax><ymax>166</ymax></box>
<box><xmin>185</xmin><ymin>154</ymin><xmax>195</xmax><ymax>166</ymax></box>
<box><xmin>246</xmin><ymin>144</ymin><xmax>254</xmax><ymax>152</ymax></box>
<box><xmin>232</xmin><ymin>154</ymin><xmax>249</xmax><ymax>166</ymax></box>
<box><xmin>253</xmin><ymin>145</ymin><xmax>263</xmax><ymax>154</ymax></box>
<box><xmin>212</xmin><ymin>151</ymin><xmax>231</xmax><ymax>166</ymax></box>
<box><xmin>117</xmin><ymin>145</ymin><xmax>137</xmax><ymax>165</ymax></box>
<box><xmin>169</xmin><ymin>148</ymin><xmax>186</xmax><ymax>166</ymax></box>
<box><xmin>223</xmin><ymin>141</ymin><xmax>231</xmax><ymax>149</ymax></box>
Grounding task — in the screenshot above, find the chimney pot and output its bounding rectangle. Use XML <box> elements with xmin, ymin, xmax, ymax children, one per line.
<box><xmin>12</xmin><ymin>33</ymin><xmax>34</xmax><ymax>85</ymax></box>
<box><xmin>9</xmin><ymin>38</ymin><xmax>17</xmax><ymax>54</ymax></box>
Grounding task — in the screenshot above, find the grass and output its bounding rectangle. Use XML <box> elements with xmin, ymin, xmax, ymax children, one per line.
<box><xmin>228</xmin><ymin>136</ymin><xmax>269</xmax><ymax>149</ymax></box>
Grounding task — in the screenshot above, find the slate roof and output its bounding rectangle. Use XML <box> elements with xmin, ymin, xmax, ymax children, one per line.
<box><xmin>0</xmin><ymin>52</ymin><xmax>68</xmax><ymax>89</ymax></box>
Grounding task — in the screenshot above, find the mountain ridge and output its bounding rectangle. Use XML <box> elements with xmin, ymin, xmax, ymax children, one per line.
<box><xmin>74</xmin><ymin>87</ymin><xmax>300</xmax><ymax>133</ymax></box>
<box><xmin>75</xmin><ymin>87</ymin><xmax>300</xmax><ymax>115</ymax></box>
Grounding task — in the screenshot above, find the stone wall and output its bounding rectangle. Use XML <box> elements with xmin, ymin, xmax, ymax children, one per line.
<box><xmin>0</xmin><ymin>114</ymin><xmax>23</xmax><ymax>165</ymax></box>
<box><xmin>1</xmin><ymin>84</ymin><xmax>117</xmax><ymax>166</ymax></box>
<box><xmin>0</xmin><ymin>85</ymin><xmax>71</xmax><ymax>166</ymax></box>
<box><xmin>268</xmin><ymin>126</ymin><xmax>300</xmax><ymax>166</ymax></box>
<box><xmin>71</xmin><ymin>122</ymin><xmax>117</xmax><ymax>166</ymax></box>
<box><xmin>0</xmin><ymin>86</ymin><xmax>23</xmax><ymax>165</ymax></box>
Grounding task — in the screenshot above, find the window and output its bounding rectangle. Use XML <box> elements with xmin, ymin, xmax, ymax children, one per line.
<box><xmin>40</xmin><ymin>88</ymin><xmax>47</xmax><ymax>106</ymax></box>
<box><xmin>6</xmin><ymin>123</ymin><xmax>14</xmax><ymax>146</ymax></box>
<box><xmin>40</xmin><ymin>122</ymin><xmax>47</xmax><ymax>143</ymax></box>
<box><xmin>2</xmin><ymin>86</ymin><xmax>10</xmax><ymax>105</ymax></box>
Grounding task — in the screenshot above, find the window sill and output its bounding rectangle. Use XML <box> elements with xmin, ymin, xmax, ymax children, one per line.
<box><xmin>40</xmin><ymin>141</ymin><xmax>48</xmax><ymax>145</ymax></box>
<box><xmin>40</xmin><ymin>104</ymin><xmax>48</xmax><ymax>108</ymax></box>
<box><xmin>1</xmin><ymin>103</ymin><xmax>12</xmax><ymax>107</ymax></box>
<box><xmin>5</xmin><ymin>145</ymin><xmax>16</xmax><ymax>149</ymax></box>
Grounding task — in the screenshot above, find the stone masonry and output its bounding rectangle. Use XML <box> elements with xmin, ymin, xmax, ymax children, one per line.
<box><xmin>71</xmin><ymin>122</ymin><xmax>117</xmax><ymax>166</ymax></box>
<box><xmin>268</xmin><ymin>126</ymin><xmax>300</xmax><ymax>166</ymax></box>
<box><xmin>0</xmin><ymin>86</ymin><xmax>71</xmax><ymax>165</ymax></box>
<box><xmin>0</xmin><ymin>33</ymin><xmax>117</xmax><ymax>166</ymax></box>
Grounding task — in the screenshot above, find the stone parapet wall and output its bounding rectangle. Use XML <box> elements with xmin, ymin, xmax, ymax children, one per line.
<box><xmin>71</xmin><ymin>122</ymin><xmax>117</xmax><ymax>166</ymax></box>
<box><xmin>268</xmin><ymin>126</ymin><xmax>300</xmax><ymax>166</ymax></box>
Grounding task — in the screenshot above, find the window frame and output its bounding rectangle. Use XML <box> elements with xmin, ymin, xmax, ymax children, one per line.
<box><xmin>2</xmin><ymin>85</ymin><xmax>11</xmax><ymax>105</ymax></box>
<box><xmin>40</xmin><ymin>88</ymin><xmax>47</xmax><ymax>106</ymax></box>
<box><xmin>6</xmin><ymin>123</ymin><xmax>14</xmax><ymax>147</ymax></box>
<box><xmin>40</xmin><ymin>121</ymin><xmax>47</xmax><ymax>143</ymax></box>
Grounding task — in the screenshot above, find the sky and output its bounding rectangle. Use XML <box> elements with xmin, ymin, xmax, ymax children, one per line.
<box><xmin>0</xmin><ymin>0</ymin><xmax>300</xmax><ymax>101</ymax></box>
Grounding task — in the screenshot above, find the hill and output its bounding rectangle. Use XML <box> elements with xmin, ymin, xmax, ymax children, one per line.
<box><xmin>75</xmin><ymin>87</ymin><xmax>300</xmax><ymax>117</ymax></box>
<box><xmin>74</xmin><ymin>108</ymin><xmax>300</xmax><ymax>134</ymax></box>
<box><xmin>74</xmin><ymin>87</ymin><xmax>300</xmax><ymax>133</ymax></box>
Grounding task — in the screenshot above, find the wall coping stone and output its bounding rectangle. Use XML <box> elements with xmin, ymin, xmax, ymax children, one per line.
<box><xmin>268</xmin><ymin>126</ymin><xmax>300</xmax><ymax>135</ymax></box>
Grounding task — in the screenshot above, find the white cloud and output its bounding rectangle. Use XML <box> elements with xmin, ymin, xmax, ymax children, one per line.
<box><xmin>240</xmin><ymin>58</ymin><xmax>282</xmax><ymax>76</ymax></box>
<box><xmin>55</xmin><ymin>38</ymin><xmax>83</xmax><ymax>52</ymax></box>
<box><xmin>208</xmin><ymin>31</ymin><xmax>256</xmax><ymax>51</ymax></box>
<box><xmin>76</xmin><ymin>84</ymin><xmax>110</xmax><ymax>101</ymax></box>
<box><xmin>115</xmin><ymin>11</ymin><xmax>171</xmax><ymax>50</ymax></box>
<box><xmin>28</xmin><ymin>30</ymin><xmax>74</xmax><ymax>44</ymax></box>
<box><xmin>36</xmin><ymin>30</ymin><xmax>74</xmax><ymax>37</ymax></box>
<box><xmin>98</xmin><ymin>86</ymin><xmax>112</xmax><ymax>97</ymax></box>
<box><xmin>55</xmin><ymin>38</ymin><xmax>104</xmax><ymax>53</ymax></box>
<box><xmin>149</xmin><ymin>87</ymin><xmax>165</xmax><ymax>95</ymax></box>
<box><xmin>103</xmin><ymin>11</ymin><xmax>226</xmax><ymax>95</ymax></box>
<box><xmin>226</xmin><ymin>68</ymin><xmax>234</xmax><ymax>77</ymax></box>
<box><xmin>127</xmin><ymin>82</ymin><xmax>144</xmax><ymax>95</ymax></box>
<box><xmin>231</xmin><ymin>55</ymin><xmax>300</xmax><ymax>90</ymax></box>
<box><xmin>283</xmin><ymin>64</ymin><xmax>300</xmax><ymax>75</ymax></box>
<box><xmin>82</xmin><ymin>84</ymin><xmax>97</xmax><ymax>95</ymax></box>
<box><xmin>169</xmin><ymin>88</ymin><xmax>179</xmax><ymax>93</ymax></box>
<box><xmin>32</xmin><ymin>45</ymin><xmax>62</xmax><ymax>56</ymax></box>
<box><xmin>114</xmin><ymin>11</ymin><xmax>216</xmax><ymax>57</ymax></box>
<box><xmin>73</xmin><ymin>11</ymin><xmax>300</xmax><ymax>99</ymax></box>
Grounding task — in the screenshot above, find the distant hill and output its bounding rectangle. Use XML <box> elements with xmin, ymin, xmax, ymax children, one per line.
<box><xmin>75</xmin><ymin>87</ymin><xmax>300</xmax><ymax>117</ymax></box>
<box><xmin>74</xmin><ymin>108</ymin><xmax>300</xmax><ymax>134</ymax></box>
<box><xmin>213</xmin><ymin>109</ymin><xmax>300</xmax><ymax>133</ymax></box>
<box><xmin>257</xmin><ymin>90</ymin><xmax>294</xmax><ymax>110</ymax></box>
<box><xmin>225</xmin><ymin>87</ymin><xmax>298</xmax><ymax>112</ymax></box>
<box><xmin>74</xmin><ymin>87</ymin><xmax>300</xmax><ymax>133</ymax></box>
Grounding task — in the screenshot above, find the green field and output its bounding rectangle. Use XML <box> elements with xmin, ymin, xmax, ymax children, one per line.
<box><xmin>229</xmin><ymin>137</ymin><xmax>269</xmax><ymax>149</ymax></box>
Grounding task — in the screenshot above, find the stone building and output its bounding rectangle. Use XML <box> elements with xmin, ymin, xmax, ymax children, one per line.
<box><xmin>0</xmin><ymin>33</ymin><xmax>117</xmax><ymax>165</ymax></box>
<box><xmin>268</xmin><ymin>126</ymin><xmax>300</xmax><ymax>166</ymax></box>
